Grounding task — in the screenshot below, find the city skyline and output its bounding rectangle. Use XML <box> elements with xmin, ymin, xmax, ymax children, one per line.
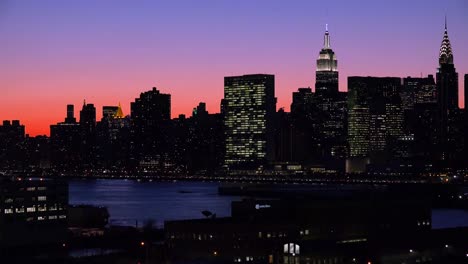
<box><xmin>1</xmin><ymin>0</ymin><xmax>467</xmax><ymax>136</ymax></box>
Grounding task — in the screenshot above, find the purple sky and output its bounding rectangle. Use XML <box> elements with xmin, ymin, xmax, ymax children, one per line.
<box><xmin>1</xmin><ymin>0</ymin><xmax>467</xmax><ymax>135</ymax></box>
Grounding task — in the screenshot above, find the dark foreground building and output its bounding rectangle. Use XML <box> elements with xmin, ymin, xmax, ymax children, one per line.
<box><xmin>165</xmin><ymin>186</ymin><xmax>467</xmax><ymax>263</ymax></box>
<box><xmin>0</xmin><ymin>177</ymin><xmax>68</xmax><ymax>248</ymax></box>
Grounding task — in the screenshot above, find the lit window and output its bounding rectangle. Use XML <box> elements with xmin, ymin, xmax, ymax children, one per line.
<box><xmin>37</xmin><ymin>216</ymin><xmax>46</xmax><ymax>221</ymax></box>
<box><xmin>15</xmin><ymin>208</ymin><xmax>25</xmax><ymax>213</ymax></box>
<box><xmin>49</xmin><ymin>215</ymin><xmax>57</xmax><ymax>220</ymax></box>
<box><xmin>4</xmin><ymin>208</ymin><xmax>13</xmax><ymax>214</ymax></box>
<box><xmin>59</xmin><ymin>215</ymin><xmax>66</xmax><ymax>219</ymax></box>
<box><xmin>27</xmin><ymin>207</ymin><xmax>36</xmax><ymax>212</ymax></box>
<box><xmin>38</xmin><ymin>196</ymin><xmax>47</xmax><ymax>201</ymax></box>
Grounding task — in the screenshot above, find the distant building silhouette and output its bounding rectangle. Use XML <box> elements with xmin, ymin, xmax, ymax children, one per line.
<box><xmin>224</xmin><ymin>74</ymin><xmax>276</xmax><ymax>169</ymax></box>
<box><xmin>130</xmin><ymin>87</ymin><xmax>172</xmax><ymax>167</ymax></box>
<box><xmin>0</xmin><ymin>120</ymin><xmax>25</xmax><ymax>168</ymax></box>
<box><xmin>50</xmin><ymin>105</ymin><xmax>81</xmax><ymax>167</ymax></box>
<box><xmin>79</xmin><ymin>101</ymin><xmax>97</xmax><ymax>166</ymax></box>
<box><xmin>65</xmin><ymin>104</ymin><xmax>76</xmax><ymax>123</ymax></box>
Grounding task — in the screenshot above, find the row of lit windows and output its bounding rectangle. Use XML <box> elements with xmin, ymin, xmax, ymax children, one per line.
<box><xmin>4</xmin><ymin>196</ymin><xmax>47</xmax><ymax>203</ymax></box>
<box><xmin>26</xmin><ymin>215</ymin><xmax>66</xmax><ymax>222</ymax></box>
<box><xmin>3</xmin><ymin>204</ymin><xmax>63</xmax><ymax>214</ymax></box>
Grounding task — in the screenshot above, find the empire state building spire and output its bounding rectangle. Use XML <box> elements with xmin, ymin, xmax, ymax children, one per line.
<box><xmin>315</xmin><ymin>24</ymin><xmax>338</xmax><ymax>94</ymax></box>
<box><xmin>439</xmin><ymin>17</ymin><xmax>453</xmax><ymax>65</ymax></box>
<box><xmin>324</xmin><ymin>24</ymin><xmax>331</xmax><ymax>49</ymax></box>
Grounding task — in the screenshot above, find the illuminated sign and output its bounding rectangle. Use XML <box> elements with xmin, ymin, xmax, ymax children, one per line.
<box><xmin>255</xmin><ymin>204</ymin><xmax>271</xmax><ymax>210</ymax></box>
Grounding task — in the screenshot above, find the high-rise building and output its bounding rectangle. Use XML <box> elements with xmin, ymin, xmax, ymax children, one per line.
<box><xmin>130</xmin><ymin>87</ymin><xmax>171</xmax><ymax>162</ymax></box>
<box><xmin>0</xmin><ymin>120</ymin><xmax>26</xmax><ymax>168</ymax></box>
<box><xmin>224</xmin><ymin>74</ymin><xmax>276</xmax><ymax>169</ymax></box>
<box><xmin>402</xmin><ymin>75</ymin><xmax>436</xmax><ymax>110</ymax></box>
<box><xmin>436</xmin><ymin>20</ymin><xmax>459</xmax><ymax>160</ymax></box>
<box><xmin>79</xmin><ymin>101</ymin><xmax>97</xmax><ymax>165</ymax></box>
<box><xmin>347</xmin><ymin>77</ymin><xmax>403</xmax><ymax>172</ymax></box>
<box><xmin>313</xmin><ymin>26</ymin><xmax>348</xmax><ymax>165</ymax></box>
<box><xmin>65</xmin><ymin>104</ymin><xmax>76</xmax><ymax>123</ymax></box>
<box><xmin>50</xmin><ymin>106</ymin><xmax>81</xmax><ymax>167</ymax></box>
<box><xmin>103</xmin><ymin>106</ymin><xmax>119</xmax><ymax>119</ymax></box>
<box><xmin>465</xmin><ymin>74</ymin><xmax>468</xmax><ymax>110</ymax></box>
<box><xmin>464</xmin><ymin>74</ymin><xmax>468</xmax><ymax>160</ymax></box>
<box><xmin>79</xmin><ymin>101</ymin><xmax>96</xmax><ymax>134</ymax></box>
<box><xmin>315</xmin><ymin>25</ymin><xmax>338</xmax><ymax>95</ymax></box>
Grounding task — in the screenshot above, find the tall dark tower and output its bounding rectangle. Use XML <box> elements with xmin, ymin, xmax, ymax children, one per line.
<box><xmin>130</xmin><ymin>87</ymin><xmax>171</xmax><ymax>162</ymax></box>
<box><xmin>436</xmin><ymin>18</ymin><xmax>459</xmax><ymax>160</ymax></box>
<box><xmin>315</xmin><ymin>24</ymin><xmax>338</xmax><ymax>95</ymax></box>
<box><xmin>65</xmin><ymin>104</ymin><xmax>76</xmax><ymax>123</ymax></box>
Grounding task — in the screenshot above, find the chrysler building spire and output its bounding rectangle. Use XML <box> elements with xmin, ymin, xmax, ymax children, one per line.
<box><xmin>439</xmin><ymin>16</ymin><xmax>453</xmax><ymax>65</ymax></box>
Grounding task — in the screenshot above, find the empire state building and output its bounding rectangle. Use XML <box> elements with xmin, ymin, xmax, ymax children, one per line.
<box><xmin>315</xmin><ymin>25</ymin><xmax>338</xmax><ymax>95</ymax></box>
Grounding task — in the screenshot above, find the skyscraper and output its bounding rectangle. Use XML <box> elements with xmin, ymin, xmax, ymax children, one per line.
<box><xmin>80</xmin><ymin>101</ymin><xmax>97</xmax><ymax>134</ymax></box>
<box><xmin>315</xmin><ymin>25</ymin><xmax>338</xmax><ymax>95</ymax></box>
<box><xmin>314</xmin><ymin>26</ymin><xmax>348</xmax><ymax>165</ymax></box>
<box><xmin>347</xmin><ymin>77</ymin><xmax>403</xmax><ymax>172</ymax></box>
<box><xmin>65</xmin><ymin>104</ymin><xmax>76</xmax><ymax>123</ymax></box>
<box><xmin>130</xmin><ymin>87</ymin><xmax>171</xmax><ymax>162</ymax></box>
<box><xmin>436</xmin><ymin>20</ymin><xmax>459</xmax><ymax>160</ymax></box>
<box><xmin>224</xmin><ymin>74</ymin><xmax>276</xmax><ymax>169</ymax></box>
<box><xmin>79</xmin><ymin>101</ymin><xmax>97</xmax><ymax>165</ymax></box>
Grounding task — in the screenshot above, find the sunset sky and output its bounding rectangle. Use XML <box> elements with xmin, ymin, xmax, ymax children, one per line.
<box><xmin>1</xmin><ymin>0</ymin><xmax>467</xmax><ymax>136</ymax></box>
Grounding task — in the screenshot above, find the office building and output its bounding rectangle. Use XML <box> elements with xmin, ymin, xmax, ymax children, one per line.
<box><xmin>65</xmin><ymin>104</ymin><xmax>76</xmax><ymax>123</ymax></box>
<box><xmin>315</xmin><ymin>25</ymin><xmax>338</xmax><ymax>95</ymax></box>
<box><xmin>0</xmin><ymin>177</ymin><xmax>68</xmax><ymax>248</ymax></box>
<box><xmin>0</xmin><ymin>120</ymin><xmax>26</xmax><ymax>169</ymax></box>
<box><xmin>50</xmin><ymin>106</ymin><xmax>81</xmax><ymax>167</ymax></box>
<box><xmin>79</xmin><ymin>101</ymin><xmax>97</xmax><ymax>165</ymax></box>
<box><xmin>131</xmin><ymin>87</ymin><xmax>171</xmax><ymax>164</ymax></box>
<box><xmin>436</xmin><ymin>20</ymin><xmax>459</xmax><ymax>160</ymax></box>
<box><xmin>224</xmin><ymin>74</ymin><xmax>276</xmax><ymax>169</ymax></box>
<box><xmin>347</xmin><ymin>77</ymin><xmax>403</xmax><ymax>172</ymax></box>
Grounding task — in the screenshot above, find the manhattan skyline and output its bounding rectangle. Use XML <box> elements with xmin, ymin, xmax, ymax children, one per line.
<box><xmin>1</xmin><ymin>0</ymin><xmax>467</xmax><ymax>136</ymax></box>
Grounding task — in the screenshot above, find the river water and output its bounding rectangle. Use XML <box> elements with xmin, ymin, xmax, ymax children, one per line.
<box><xmin>69</xmin><ymin>179</ymin><xmax>468</xmax><ymax>229</ymax></box>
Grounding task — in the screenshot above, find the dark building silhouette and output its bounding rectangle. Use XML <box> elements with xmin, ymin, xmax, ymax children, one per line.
<box><xmin>436</xmin><ymin>21</ymin><xmax>459</xmax><ymax>160</ymax></box>
<box><xmin>0</xmin><ymin>177</ymin><xmax>68</xmax><ymax>248</ymax></box>
<box><xmin>347</xmin><ymin>77</ymin><xmax>403</xmax><ymax>172</ymax></box>
<box><xmin>465</xmin><ymin>74</ymin><xmax>468</xmax><ymax>160</ymax></box>
<box><xmin>130</xmin><ymin>87</ymin><xmax>171</xmax><ymax>167</ymax></box>
<box><xmin>96</xmin><ymin>104</ymin><xmax>131</xmax><ymax>167</ymax></box>
<box><xmin>65</xmin><ymin>104</ymin><xmax>76</xmax><ymax>123</ymax></box>
<box><xmin>0</xmin><ymin>120</ymin><xmax>26</xmax><ymax>169</ymax></box>
<box><xmin>50</xmin><ymin>105</ymin><xmax>81</xmax><ymax>168</ymax></box>
<box><xmin>165</xmin><ymin>186</ymin><xmax>435</xmax><ymax>263</ymax></box>
<box><xmin>185</xmin><ymin>103</ymin><xmax>224</xmax><ymax>174</ymax></box>
<box><xmin>224</xmin><ymin>74</ymin><xmax>276</xmax><ymax>170</ymax></box>
<box><xmin>79</xmin><ymin>101</ymin><xmax>97</xmax><ymax>166</ymax></box>
<box><xmin>290</xmin><ymin>88</ymin><xmax>319</xmax><ymax>163</ymax></box>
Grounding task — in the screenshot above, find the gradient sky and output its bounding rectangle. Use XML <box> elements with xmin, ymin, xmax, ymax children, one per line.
<box><xmin>1</xmin><ymin>0</ymin><xmax>467</xmax><ymax>136</ymax></box>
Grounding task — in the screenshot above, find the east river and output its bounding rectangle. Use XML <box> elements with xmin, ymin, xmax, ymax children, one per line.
<box><xmin>69</xmin><ymin>179</ymin><xmax>468</xmax><ymax>229</ymax></box>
